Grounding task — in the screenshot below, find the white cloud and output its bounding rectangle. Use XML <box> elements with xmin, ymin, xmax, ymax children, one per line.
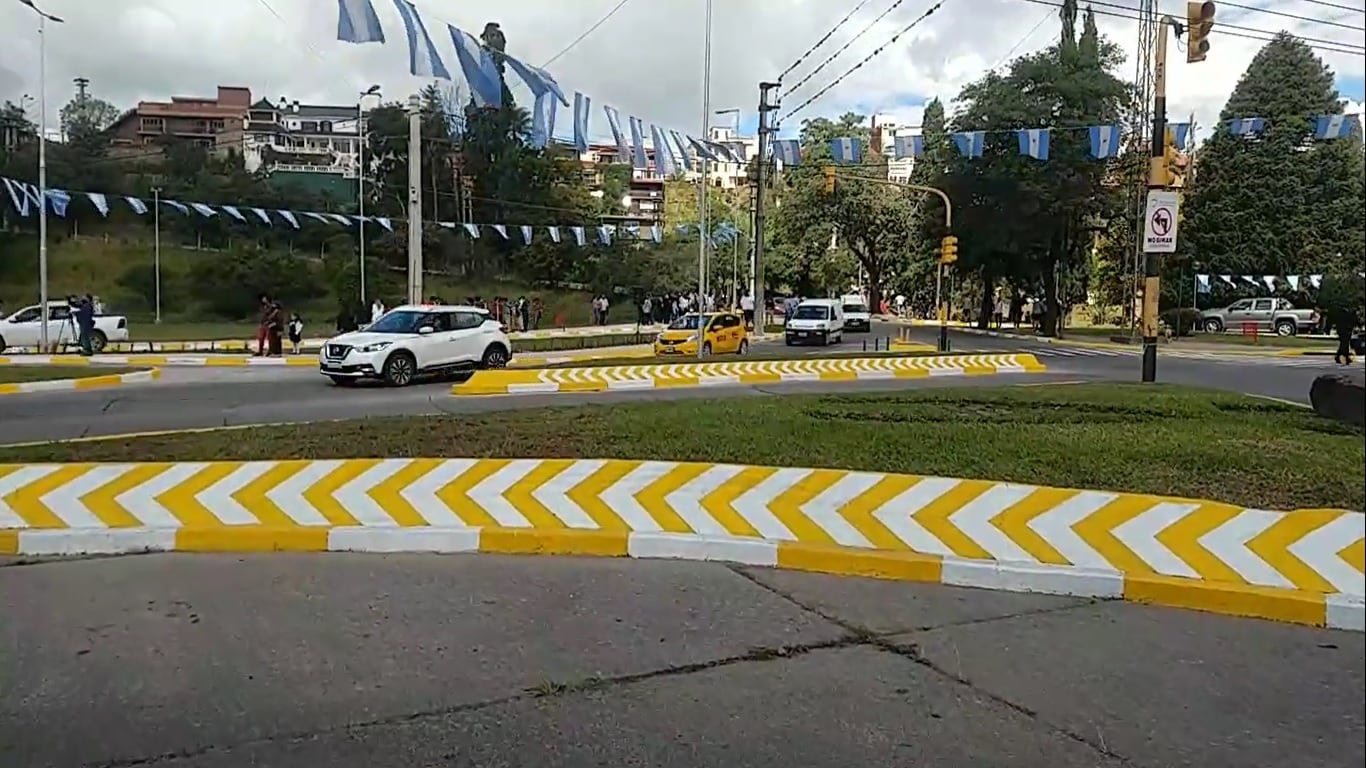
<box><xmin>0</xmin><ymin>0</ymin><xmax>1360</xmax><ymax>147</ymax></box>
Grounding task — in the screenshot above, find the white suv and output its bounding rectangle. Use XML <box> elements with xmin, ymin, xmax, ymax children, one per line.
<box><xmin>319</xmin><ymin>304</ymin><xmax>512</xmax><ymax>386</ymax></box>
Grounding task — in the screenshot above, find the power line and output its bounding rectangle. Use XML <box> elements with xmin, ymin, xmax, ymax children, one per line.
<box><xmin>780</xmin><ymin>0</ymin><xmax>916</xmax><ymax>100</ymax></box>
<box><xmin>779</xmin><ymin>0</ymin><xmax>951</xmax><ymax>123</ymax></box>
<box><xmin>1093</xmin><ymin>0</ymin><xmax>1365</xmax><ymax>49</ymax></box>
<box><xmin>538</xmin><ymin>0</ymin><xmax>635</xmax><ymax>69</ymax></box>
<box><xmin>1214</xmin><ymin>0</ymin><xmax>1363</xmax><ymax>32</ymax></box>
<box><xmin>991</xmin><ymin>9</ymin><xmax>1054</xmax><ymax>70</ymax></box>
<box><xmin>1298</xmin><ymin>0</ymin><xmax>1364</xmax><ymax>14</ymax></box>
<box><xmin>780</xmin><ymin>0</ymin><xmax>874</xmax><ymax>80</ymax></box>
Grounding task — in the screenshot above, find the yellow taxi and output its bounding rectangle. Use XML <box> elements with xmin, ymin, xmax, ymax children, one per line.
<box><xmin>653</xmin><ymin>311</ymin><xmax>749</xmax><ymax>357</ymax></box>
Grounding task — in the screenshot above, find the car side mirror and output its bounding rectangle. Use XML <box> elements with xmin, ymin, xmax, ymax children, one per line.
<box><xmin>417</xmin><ymin>326</ymin><xmax>435</xmax><ymax>335</ymax></box>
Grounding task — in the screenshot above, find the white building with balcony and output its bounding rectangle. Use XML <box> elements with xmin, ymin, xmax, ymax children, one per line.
<box><xmin>241</xmin><ymin>99</ymin><xmax>363</xmax><ymax>201</ymax></box>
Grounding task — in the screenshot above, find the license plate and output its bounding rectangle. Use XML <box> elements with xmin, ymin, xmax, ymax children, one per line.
<box><xmin>798</xmin><ymin>331</ymin><xmax>809</xmax><ymax>337</ymax></box>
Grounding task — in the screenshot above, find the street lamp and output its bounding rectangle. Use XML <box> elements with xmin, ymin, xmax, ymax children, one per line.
<box><xmin>697</xmin><ymin>0</ymin><xmax>713</xmax><ymax>359</ymax></box>
<box><xmin>714</xmin><ymin>108</ymin><xmax>740</xmax><ymax>133</ymax></box>
<box><xmin>357</xmin><ymin>84</ymin><xmax>380</xmax><ymax>307</ymax></box>
<box><xmin>620</xmin><ymin>194</ymin><xmax>632</xmax><ymax>210</ymax></box>
<box><xmin>18</xmin><ymin>0</ymin><xmax>64</xmax><ymax>351</ymax></box>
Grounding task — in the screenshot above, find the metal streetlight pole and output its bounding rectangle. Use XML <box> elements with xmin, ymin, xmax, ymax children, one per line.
<box><xmin>697</xmin><ymin>0</ymin><xmax>713</xmax><ymax>360</ymax></box>
<box><xmin>152</xmin><ymin>187</ymin><xmax>161</xmax><ymax>324</ymax></box>
<box><xmin>21</xmin><ymin>2</ymin><xmax>64</xmax><ymax>351</ymax></box>
<box><xmin>357</xmin><ymin>85</ymin><xmax>380</xmax><ymax>309</ymax></box>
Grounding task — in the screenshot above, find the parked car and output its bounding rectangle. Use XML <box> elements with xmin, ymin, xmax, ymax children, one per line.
<box><xmin>0</xmin><ymin>301</ymin><xmax>129</xmax><ymax>353</ymax></box>
<box><xmin>653</xmin><ymin>312</ymin><xmax>749</xmax><ymax>357</ymax></box>
<box><xmin>318</xmin><ymin>304</ymin><xmax>512</xmax><ymax>387</ymax></box>
<box><xmin>1200</xmin><ymin>298</ymin><xmax>1319</xmax><ymax>336</ymax></box>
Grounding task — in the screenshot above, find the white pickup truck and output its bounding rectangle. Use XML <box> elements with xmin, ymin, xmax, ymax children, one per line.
<box><xmin>0</xmin><ymin>301</ymin><xmax>130</xmax><ymax>353</ymax></box>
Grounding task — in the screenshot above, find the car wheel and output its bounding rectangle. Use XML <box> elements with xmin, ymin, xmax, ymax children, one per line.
<box><xmin>784</xmin><ymin>338</ymin><xmax>793</xmax><ymax>347</ymax></box>
<box><xmin>481</xmin><ymin>344</ymin><xmax>510</xmax><ymax>369</ymax></box>
<box><xmin>1203</xmin><ymin>318</ymin><xmax>1223</xmax><ymax>333</ymax></box>
<box><xmin>91</xmin><ymin>330</ymin><xmax>108</xmax><ymax>354</ymax></box>
<box><xmin>329</xmin><ymin>375</ymin><xmax>356</xmax><ymax>387</ymax></box>
<box><xmin>737</xmin><ymin>339</ymin><xmax>749</xmax><ymax>355</ymax></box>
<box><xmin>1274</xmin><ymin>320</ymin><xmax>1296</xmax><ymax>337</ymax></box>
<box><xmin>382</xmin><ymin>351</ymin><xmax>417</xmax><ymax>386</ymax></box>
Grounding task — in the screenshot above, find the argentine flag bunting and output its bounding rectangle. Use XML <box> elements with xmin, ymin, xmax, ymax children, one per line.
<box><xmin>952</xmin><ymin>131</ymin><xmax>985</xmax><ymax>158</ymax></box>
<box><xmin>1312</xmin><ymin>114</ymin><xmax>1360</xmax><ymax>140</ymax></box>
<box><xmin>829</xmin><ymin>137</ymin><xmax>861</xmax><ymax>164</ymax></box>
<box><xmin>1017</xmin><ymin>128</ymin><xmax>1050</xmax><ymax>160</ymax></box>
<box><xmin>1087</xmin><ymin>125</ymin><xmax>1122</xmax><ymax>159</ymax></box>
<box><xmin>448</xmin><ymin>25</ymin><xmax>500</xmax><ymax>106</ymax></box>
<box><xmin>1224</xmin><ymin>117</ymin><xmax>1264</xmax><ymax>137</ymax></box>
<box><xmin>669</xmin><ymin>130</ymin><xmax>694</xmax><ymax>171</ymax></box>
<box><xmin>603</xmin><ymin>106</ymin><xmax>630</xmax><ymax>163</ymax></box>
<box><xmin>391</xmin><ymin>0</ymin><xmax>450</xmax><ymax>80</ymax></box>
<box><xmin>1168</xmin><ymin>122</ymin><xmax>1191</xmax><ymax>149</ymax></box>
<box><xmin>337</xmin><ymin>0</ymin><xmax>385</xmax><ymax>43</ymax></box>
<box><xmin>651</xmin><ymin>125</ymin><xmax>675</xmax><ymax>177</ymax></box>
<box><xmin>892</xmin><ymin>134</ymin><xmax>922</xmax><ymax>159</ymax></box>
<box><xmin>772</xmin><ymin>139</ymin><xmax>801</xmax><ymax>166</ymax></box>
<box><xmin>628</xmin><ymin>116</ymin><xmax>649</xmax><ymax>169</ymax></box>
<box><xmin>572</xmin><ymin>92</ymin><xmax>592</xmax><ymax>152</ymax></box>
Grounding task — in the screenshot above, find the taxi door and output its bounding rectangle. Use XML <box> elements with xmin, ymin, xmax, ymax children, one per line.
<box><xmin>714</xmin><ymin>313</ymin><xmax>742</xmax><ymax>353</ymax></box>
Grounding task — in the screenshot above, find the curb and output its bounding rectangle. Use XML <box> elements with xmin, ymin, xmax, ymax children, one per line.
<box><xmin>0</xmin><ymin>458</ymin><xmax>1358</xmax><ymax>631</ymax></box>
<box><xmin>452</xmin><ymin>354</ymin><xmax>1046</xmax><ymax>395</ymax></box>
<box><xmin>0</xmin><ymin>368</ymin><xmax>161</xmax><ymax>396</ymax></box>
<box><xmin>1</xmin><ymin>347</ymin><xmax>657</xmax><ymax>370</ymax></box>
<box><xmin>954</xmin><ymin>326</ymin><xmax>1339</xmax><ymax>357</ymax></box>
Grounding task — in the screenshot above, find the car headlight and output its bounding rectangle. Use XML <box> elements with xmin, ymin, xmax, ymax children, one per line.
<box><xmin>358</xmin><ymin>341</ymin><xmax>392</xmax><ymax>353</ymax></box>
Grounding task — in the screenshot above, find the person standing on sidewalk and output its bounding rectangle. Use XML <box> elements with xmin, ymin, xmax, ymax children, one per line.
<box><xmin>254</xmin><ymin>294</ymin><xmax>272</xmax><ymax>357</ymax></box>
<box><xmin>74</xmin><ymin>295</ymin><xmax>96</xmax><ymax>356</ymax></box>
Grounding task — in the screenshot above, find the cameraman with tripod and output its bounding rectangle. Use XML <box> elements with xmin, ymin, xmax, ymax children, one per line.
<box><xmin>71</xmin><ymin>294</ymin><xmax>97</xmax><ymax>356</ymax></box>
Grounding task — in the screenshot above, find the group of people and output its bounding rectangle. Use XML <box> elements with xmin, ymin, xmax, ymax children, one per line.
<box><xmin>637</xmin><ymin>293</ymin><xmax>723</xmax><ymax>326</ymax></box>
<box><xmin>254</xmin><ymin>294</ymin><xmax>305</xmax><ymax>356</ymax></box>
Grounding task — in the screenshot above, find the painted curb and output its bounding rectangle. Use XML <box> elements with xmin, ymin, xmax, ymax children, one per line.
<box><xmin>452</xmin><ymin>354</ymin><xmax>1047</xmax><ymax>395</ymax></box>
<box><xmin>953</xmin><ymin>325</ymin><xmax>1340</xmax><ymax>357</ymax></box>
<box><xmin>0</xmin><ymin>368</ymin><xmax>161</xmax><ymax>396</ymax></box>
<box><xmin>0</xmin><ymin>458</ymin><xmax>1358</xmax><ymax>631</ymax></box>
<box><xmin>0</xmin><ymin>346</ymin><xmax>655</xmax><ymax>370</ymax></box>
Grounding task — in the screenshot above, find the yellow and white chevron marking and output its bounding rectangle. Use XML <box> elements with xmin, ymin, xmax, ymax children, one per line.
<box><xmin>0</xmin><ymin>354</ymin><xmax>318</xmax><ymax>368</ymax></box>
<box><xmin>454</xmin><ymin>354</ymin><xmax>1045</xmax><ymax>394</ymax></box>
<box><xmin>0</xmin><ymin>369</ymin><xmax>160</xmax><ymax>395</ymax></box>
<box><xmin>0</xmin><ymin>458</ymin><xmax>1359</xmax><ymax>630</ymax></box>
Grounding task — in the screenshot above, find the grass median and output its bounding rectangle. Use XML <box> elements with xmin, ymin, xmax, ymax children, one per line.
<box><xmin>2</xmin><ymin>383</ymin><xmax>1360</xmax><ymax>510</ymax></box>
<box><xmin>0</xmin><ymin>366</ymin><xmax>145</xmax><ymax>383</ymax></box>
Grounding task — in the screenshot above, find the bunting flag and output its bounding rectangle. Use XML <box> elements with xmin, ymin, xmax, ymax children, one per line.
<box><xmin>1225</xmin><ymin>117</ymin><xmax>1265</xmax><ymax>137</ymax></box>
<box><xmin>650</xmin><ymin>224</ymin><xmax>662</xmax><ymax>243</ymax></box>
<box><xmin>519</xmin><ymin>225</ymin><xmax>533</xmax><ymax>244</ymax></box>
<box><xmin>189</xmin><ymin>202</ymin><xmax>217</xmax><ymax>218</ymax></box>
<box><xmin>689</xmin><ymin>136</ymin><xmax>720</xmax><ymax>163</ymax></box>
<box><xmin>250</xmin><ymin>207</ymin><xmax>272</xmax><ymax>225</ymax></box>
<box><xmin>162</xmin><ymin>199</ymin><xmax>188</xmax><ymax>215</ymax></box>
<box><xmin>953</xmin><ymin>131</ymin><xmax>985</xmax><ymax>158</ymax></box>
<box><xmin>124</xmin><ymin>196</ymin><xmax>148</xmax><ymax>215</ymax></box>
<box><xmin>669</xmin><ymin>130</ymin><xmax>694</xmax><ymax>171</ymax></box>
<box><xmin>391</xmin><ymin>0</ymin><xmax>450</xmax><ymax>80</ymax></box>
<box><xmin>1168</xmin><ymin>122</ymin><xmax>1191</xmax><ymax>150</ymax></box>
<box><xmin>220</xmin><ymin>205</ymin><xmax>247</xmax><ymax>223</ymax></box>
<box><xmin>572</xmin><ymin>92</ymin><xmax>592</xmax><ymax>153</ymax></box>
<box><xmin>45</xmin><ymin>190</ymin><xmax>71</xmax><ymax>218</ymax></box>
<box><xmin>829</xmin><ymin>137</ymin><xmax>861</xmax><ymax>164</ymax></box>
<box><xmin>571</xmin><ymin>226</ymin><xmax>586</xmax><ymax>246</ymax></box>
<box><xmin>490</xmin><ymin>224</ymin><xmax>508</xmax><ymax>239</ymax></box>
<box><xmin>447</xmin><ymin>25</ymin><xmax>501</xmax><ymax>107</ymax></box>
<box><xmin>86</xmin><ymin>192</ymin><xmax>109</xmax><ymax>217</ymax></box>
<box><xmin>1196</xmin><ymin>273</ymin><xmax>1336</xmax><ymax>293</ymax></box>
<box><xmin>548</xmin><ymin>226</ymin><xmax>562</xmax><ymax>243</ymax></box>
<box><xmin>462</xmin><ymin>223</ymin><xmax>480</xmax><ymax>238</ymax></box>
<box><xmin>531</xmin><ymin>91</ymin><xmax>558</xmax><ymax>149</ymax></box>
<box><xmin>651</xmin><ymin>124</ymin><xmax>675</xmax><ymax>177</ymax></box>
<box><xmin>1087</xmin><ymin>125</ymin><xmax>1122</xmax><ymax>159</ymax></box>
<box><xmin>278</xmin><ymin>210</ymin><xmax>300</xmax><ymax>228</ymax></box>
<box><xmin>1017</xmin><ymin>128</ymin><xmax>1050</xmax><ymax>161</ymax></box>
<box><xmin>1195</xmin><ymin>274</ymin><xmax>1210</xmax><ymax>294</ymax></box>
<box><xmin>505</xmin><ymin>57</ymin><xmax>568</xmax><ymax>110</ymax></box>
<box><xmin>1286</xmin><ymin>275</ymin><xmax>1299</xmax><ymax>291</ymax></box>
<box><xmin>336</xmin><ymin>0</ymin><xmax>385</xmax><ymax>43</ymax></box>
<box><xmin>772</xmin><ymin>138</ymin><xmax>802</xmax><ymax>166</ymax></box>
<box><xmin>1312</xmin><ymin>114</ymin><xmax>1361</xmax><ymax>141</ymax></box>
<box><xmin>628</xmin><ymin>116</ymin><xmax>648</xmax><ymax>170</ymax></box>
<box><xmin>892</xmin><ymin>134</ymin><xmax>922</xmax><ymax>160</ymax></box>
<box><xmin>597</xmin><ymin>225</ymin><xmax>613</xmax><ymax>245</ymax></box>
<box><xmin>602</xmin><ymin>106</ymin><xmax>630</xmax><ymax>164</ymax></box>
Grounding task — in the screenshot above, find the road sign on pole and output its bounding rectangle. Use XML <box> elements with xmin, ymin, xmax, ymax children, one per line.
<box><xmin>1143</xmin><ymin>189</ymin><xmax>1179</xmax><ymax>253</ymax></box>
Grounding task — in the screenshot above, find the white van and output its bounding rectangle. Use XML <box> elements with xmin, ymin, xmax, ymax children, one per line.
<box><xmin>785</xmin><ymin>299</ymin><xmax>844</xmax><ymax>346</ymax></box>
<box><xmin>840</xmin><ymin>294</ymin><xmax>872</xmax><ymax>332</ymax></box>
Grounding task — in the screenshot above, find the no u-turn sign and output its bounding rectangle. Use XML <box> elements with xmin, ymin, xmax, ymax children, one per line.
<box><xmin>1144</xmin><ymin>189</ymin><xmax>1179</xmax><ymax>254</ymax></box>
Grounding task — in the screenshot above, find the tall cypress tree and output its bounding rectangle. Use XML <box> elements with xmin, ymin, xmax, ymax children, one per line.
<box><xmin>1183</xmin><ymin>34</ymin><xmax>1365</xmax><ymax>276</ymax></box>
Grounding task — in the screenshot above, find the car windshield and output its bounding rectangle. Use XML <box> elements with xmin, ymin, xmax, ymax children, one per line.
<box><xmin>365</xmin><ymin>310</ymin><xmax>428</xmax><ymax>334</ymax></box>
<box><xmin>668</xmin><ymin>314</ymin><xmax>705</xmax><ymax>331</ymax></box>
<box><xmin>794</xmin><ymin>305</ymin><xmax>830</xmax><ymax>320</ymax></box>
<box><xmin>842</xmin><ymin>304</ymin><xmax>869</xmax><ymax>314</ymax></box>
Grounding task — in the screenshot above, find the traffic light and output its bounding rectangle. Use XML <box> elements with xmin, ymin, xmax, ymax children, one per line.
<box><xmin>1186</xmin><ymin>1</ymin><xmax>1215</xmax><ymax>63</ymax></box>
<box><xmin>822</xmin><ymin>165</ymin><xmax>836</xmax><ymax>194</ymax></box>
<box><xmin>939</xmin><ymin>235</ymin><xmax>959</xmax><ymax>265</ymax></box>
<box><xmin>1162</xmin><ymin>127</ymin><xmax>1188</xmax><ymax>187</ymax></box>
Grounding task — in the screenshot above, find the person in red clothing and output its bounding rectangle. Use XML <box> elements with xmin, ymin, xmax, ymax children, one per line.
<box><xmin>254</xmin><ymin>294</ymin><xmax>271</xmax><ymax>356</ymax></box>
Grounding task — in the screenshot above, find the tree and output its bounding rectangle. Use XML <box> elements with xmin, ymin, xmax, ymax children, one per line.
<box><xmin>1183</xmin><ymin>35</ymin><xmax>1364</xmax><ymax>279</ymax></box>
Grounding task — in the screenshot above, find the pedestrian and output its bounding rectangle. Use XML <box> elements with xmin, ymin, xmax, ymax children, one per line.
<box><xmin>740</xmin><ymin>293</ymin><xmax>754</xmax><ymax>330</ymax></box>
<box><xmin>370</xmin><ymin>298</ymin><xmax>386</xmax><ymax>325</ymax></box>
<box><xmin>1332</xmin><ymin>307</ymin><xmax>1357</xmax><ymax>365</ymax></box>
<box><xmin>267</xmin><ymin>301</ymin><xmax>284</xmax><ymax>357</ymax></box>
<box><xmin>532</xmin><ymin>297</ymin><xmax>544</xmax><ymax>330</ymax></box>
<box><xmin>74</xmin><ymin>294</ymin><xmax>96</xmax><ymax>356</ymax></box>
<box><xmin>254</xmin><ymin>294</ymin><xmax>272</xmax><ymax>357</ymax></box>
<box><xmin>288</xmin><ymin>312</ymin><xmax>304</xmax><ymax>355</ymax></box>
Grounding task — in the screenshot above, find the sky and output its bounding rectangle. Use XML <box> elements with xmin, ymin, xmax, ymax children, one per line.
<box><xmin>0</xmin><ymin>0</ymin><xmax>1362</xmax><ymax>150</ymax></box>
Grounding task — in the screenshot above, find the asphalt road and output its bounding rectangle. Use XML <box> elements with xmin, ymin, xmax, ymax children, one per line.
<box><xmin>3</xmin><ymin>553</ymin><xmax>1360</xmax><ymax>768</ymax></box>
<box><xmin>0</xmin><ymin>322</ymin><xmax>1358</xmax><ymax>445</ymax></box>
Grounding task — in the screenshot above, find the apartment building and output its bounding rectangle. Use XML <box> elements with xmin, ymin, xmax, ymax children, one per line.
<box><xmin>577</xmin><ymin>142</ymin><xmax>666</xmax><ymax>223</ymax></box>
<box><xmin>240</xmin><ymin>98</ymin><xmax>363</xmax><ymax>204</ymax></box>
<box><xmin>107</xmin><ymin>85</ymin><xmax>251</xmax><ymax>157</ymax></box>
<box><xmin>872</xmin><ymin>117</ymin><xmax>916</xmax><ymax>183</ymax></box>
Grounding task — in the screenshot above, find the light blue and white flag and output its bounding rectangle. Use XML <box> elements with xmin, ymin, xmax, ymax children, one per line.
<box><xmin>220</xmin><ymin>205</ymin><xmax>247</xmax><ymax>223</ymax></box>
<box><xmin>1286</xmin><ymin>274</ymin><xmax>1300</xmax><ymax>291</ymax></box>
<box><xmin>45</xmin><ymin>189</ymin><xmax>70</xmax><ymax>217</ymax></box>
<box><xmin>892</xmin><ymin>134</ymin><xmax>922</xmax><ymax>159</ymax></box>
<box><xmin>1087</xmin><ymin>124</ymin><xmax>1122</xmax><ymax>159</ymax></box>
<box><xmin>1224</xmin><ymin>118</ymin><xmax>1264</xmax><ymax>137</ymax></box>
<box><xmin>531</xmin><ymin>91</ymin><xmax>558</xmax><ymax>149</ymax></box>
<box><xmin>373</xmin><ymin>216</ymin><xmax>393</xmax><ymax>231</ymax></box>
<box><xmin>462</xmin><ymin>223</ymin><xmax>480</xmax><ymax>238</ymax></box>
<box><xmin>1311</xmin><ymin>113</ymin><xmax>1361</xmax><ymax>140</ymax></box>
<box><xmin>86</xmin><ymin>192</ymin><xmax>109</xmax><ymax>217</ymax></box>
<box><xmin>337</xmin><ymin>0</ymin><xmax>385</xmax><ymax>43</ymax></box>
<box><xmin>603</xmin><ymin>106</ymin><xmax>630</xmax><ymax>163</ymax></box>
<box><xmin>572</xmin><ymin>92</ymin><xmax>591</xmax><ymax>153</ymax></box>
<box><xmin>623</xmin><ymin>223</ymin><xmax>640</xmax><ymax>239</ymax></box>
<box><xmin>162</xmin><ymin>199</ymin><xmax>189</xmax><ymax>215</ymax></box>
<box><xmin>1</xmin><ymin>177</ymin><xmax>38</xmax><ymax>216</ymax></box>
<box><xmin>189</xmin><ymin>202</ymin><xmax>217</xmax><ymax>218</ymax></box>
<box><xmin>1195</xmin><ymin>274</ymin><xmax>1210</xmax><ymax>294</ymax></box>
<box><xmin>447</xmin><ymin>25</ymin><xmax>498</xmax><ymax>106</ymax></box>
<box><xmin>520</xmin><ymin>225</ymin><xmax>534</xmax><ymax>244</ymax></box>
<box><xmin>598</xmin><ymin>225</ymin><xmax>614</xmax><ymax>245</ymax></box>
<box><xmin>952</xmin><ymin>131</ymin><xmax>985</xmax><ymax>158</ymax></box>
<box><xmin>277</xmin><ymin>210</ymin><xmax>300</xmax><ymax>228</ymax></box>
<box><xmin>392</xmin><ymin>0</ymin><xmax>450</xmax><ymax>80</ymax></box>
<box><xmin>571</xmin><ymin>226</ymin><xmax>586</xmax><ymax>246</ymax></box>
<box><xmin>548</xmin><ymin>226</ymin><xmax>562</xmax><ymax>243</ymax></box>
<box><xmin>491</xmin><ymin>224</ymin><xmax>508</xmax><ymax>240</ymax></box>
<box><xmin>669</xmin><ymin>130</ymin><xmax>694</xmax><ymax>171</ymax></box>
<box><xmin>772</xmin><ymin>138</ymin><xmax>801</xmax><ymax>166</ymax></box>
<box><xmin>303</xmin><ymin>212</ymin><xmax>331</xmax><ymax>225</ymax></box>
<box><xmin>1016</xmin><ymin>128</ymin><xmax>1050</xmax><ymax>160</ymax></box>
<box><xmin>125</xmin><ymin>196</ymin><xmax>148</xmax><ymax>216</ymax></box>
<box><xmin>250</xmin><ymin>207</ymin><xmax>272</xmax><ymax>225</ymax></box>
<box><xmin>1168</xmin><ymin>122</ymin><xmax>1191</xmax><ymax>149</ymax></box>
<box><xmin>651</xmin><ymin>125</ymin><xmax>675</xmax><ymax>177</ymax></box>
<box><xmin>628</xmin><ymin>116</ymin><xmax>648</xmax><ymax>169</ymax></box>
<box><xmin>504</xmin><ymin>56</ymin><xmax>568</xmax><ymax>108</ymax></box>
<box><xmin>829</xmin><ymin>137</ymin><xmax>861</xmax><ymax>164</ymax></box>
<box><xmin>650</xmin><ymin>224</ymin><xmax>662</xmax><ymax>243</ymax></box>
<box><xmin>1309</xmin><ymin>274</ymin><xmax>1323</xmax><ymax>289</ymax></box>
<box><xmin>328</xmin><ymin>213</ymin><xmax>352</xmax><ymax>226</ymax></box>
<box><xmin>689</xmin><ymin>136</ymin><xmax>720</xmax><ymax>162</ymax></box>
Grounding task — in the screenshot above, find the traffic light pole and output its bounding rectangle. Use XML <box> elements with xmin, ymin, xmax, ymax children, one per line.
<box><xmin>828</xmin><ymin>170</ymin><xmax>954</xmax><ymax>351</ymax></box>
<box><xmin>1141</xmin><ymin>17</ymin><xmax>1171</xmax><ymax>383</ymax></box>
<box><xmin>752</xmin><ymin>82</ymin><xmax>780</xmax><ymax>333</ymax></box>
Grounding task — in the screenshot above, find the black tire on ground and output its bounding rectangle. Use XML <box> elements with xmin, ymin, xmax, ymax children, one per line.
<box><xmin>481</xmin><ymin>343</ymin><xmax>510</xmax><ymax>369</ymax></box>
<box><xmin>382</xmin><ymin>351</ymin><xmax>417</xmax><ymax>387</ymax></box>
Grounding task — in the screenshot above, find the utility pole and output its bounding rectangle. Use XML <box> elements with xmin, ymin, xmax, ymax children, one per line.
<box><xmin>406</xmin><ymin>95</ymin><xmax>423</xmax><ymax>305</ymax></box>
<box><xmin>152</xmin><ymin>187</ymin><xmax>162</xmax><ymax>324</ymax></box>
<box><xmin>753</xmin><ymin>81</ymin><xmax>780</xmax><ymax>332</ymax></box>
<box><xmin>697</xmin><ymin>0</ymin><xmax>714</xmax><ymax>361</ymax></box>
<box><xmin>1141</xmin><ymin>17</ymin><xmax>1171</xmax><ymax>383</ymax></box>
<box><xmin>73</xmin><ymin>76</ymin><xmax>88</xmax><ymax>100</ymax></box>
